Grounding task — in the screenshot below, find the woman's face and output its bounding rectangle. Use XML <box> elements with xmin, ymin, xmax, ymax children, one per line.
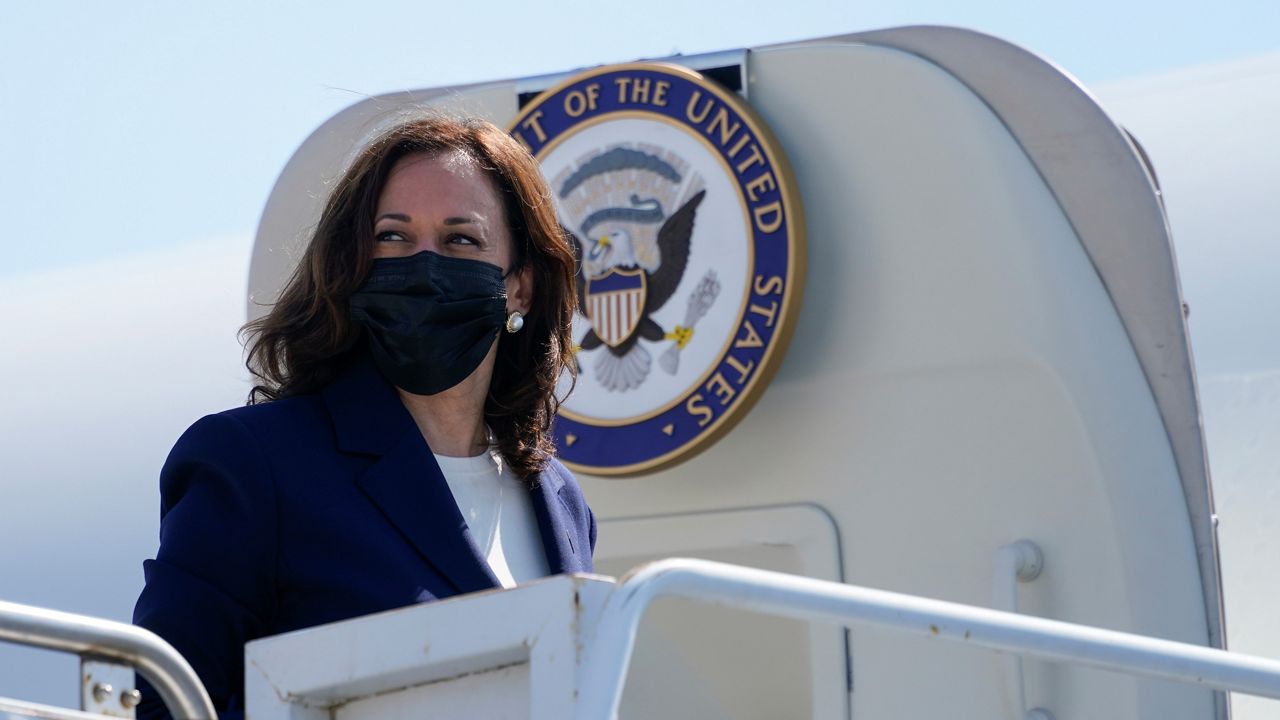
<box><xmin>372</xmin><ymin>150</ymin><xmax>531</xmax><ymax>314</ymax></box>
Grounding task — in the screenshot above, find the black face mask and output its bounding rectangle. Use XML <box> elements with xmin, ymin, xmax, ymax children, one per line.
<box><xmin>349</xmin><ymin>251</ymin><xmax>508</xmax><ymax>395</ymax></box>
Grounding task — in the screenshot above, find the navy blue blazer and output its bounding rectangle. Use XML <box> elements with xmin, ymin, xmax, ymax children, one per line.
<box><xmin>132</xmin><ymin>353</ymin><xmax>596</xmax><ymax>719</ymax></box>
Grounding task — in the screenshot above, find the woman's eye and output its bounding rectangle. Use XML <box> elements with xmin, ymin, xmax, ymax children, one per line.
<box><xmin>447</xmin><ymin>234</ymin><xmax>480</xmax><ymax>247</ymax></box>
<box><xmin>375</xmin><ymin>230</ymin><xmax>408</xmax><ymax>243</ymax></box>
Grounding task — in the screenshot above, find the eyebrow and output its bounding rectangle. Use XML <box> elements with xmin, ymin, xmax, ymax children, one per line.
<box><xmin>373</xmin><ymin>213</ymin><xmax>484</xmax><ymax>226</ymax></box>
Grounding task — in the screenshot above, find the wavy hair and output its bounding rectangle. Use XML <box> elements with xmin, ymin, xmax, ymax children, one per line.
<box><xmin>242</xmin><ymin>116</ymin><xmax>577</xmax><ymax>480</ymax></box>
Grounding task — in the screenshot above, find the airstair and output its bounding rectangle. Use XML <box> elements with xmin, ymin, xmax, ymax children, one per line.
<box><xmin>5</xmin><ymin>563</ymin><xmax>1280</xmax><ymax>718</ymax></box>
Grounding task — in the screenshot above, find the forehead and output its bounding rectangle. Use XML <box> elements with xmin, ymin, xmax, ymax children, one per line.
<box><xmin>377</xmin><ymin>150</ymin><xmax>504</xmax><ymax>215</ymax></box>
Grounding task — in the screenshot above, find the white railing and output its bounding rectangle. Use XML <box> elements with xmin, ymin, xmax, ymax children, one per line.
<box><xmin>578</xmin><ymin>558</ymin><xmax>1280</xmax><ymax>719</ymax></box>
<box><xmin>0</xmin><ymin>599</ymin><xmax>216</xmax><ymax>719</ymax></box>
<box><xmin>992</xmin><ymin>540</ymin><xmax>1047</xmax><ymax>719</ymax></box>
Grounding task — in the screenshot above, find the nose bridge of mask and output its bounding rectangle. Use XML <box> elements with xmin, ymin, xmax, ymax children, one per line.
<box><xmin>366</xmin><ymin>250</ymin><xmax>507</xmax><ymax>299</ymax></box>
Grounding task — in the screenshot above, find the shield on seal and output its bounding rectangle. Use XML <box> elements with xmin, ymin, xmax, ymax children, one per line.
<box><xmin>585</xmin><ymin>267</ymin><xmax>648</xmax><ymax>347</ymax></box>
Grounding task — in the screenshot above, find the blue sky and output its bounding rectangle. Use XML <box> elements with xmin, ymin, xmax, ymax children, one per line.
<box><xmin>2</xmin><ymin>0</ymin><xmax>1277</xmax><ymax>279</ymax></box>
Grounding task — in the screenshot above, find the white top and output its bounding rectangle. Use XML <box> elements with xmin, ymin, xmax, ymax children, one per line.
<box><xmin>433</xmin><ymin>448</ymin><xmax>551</xmax><ymax>589</ymax></box>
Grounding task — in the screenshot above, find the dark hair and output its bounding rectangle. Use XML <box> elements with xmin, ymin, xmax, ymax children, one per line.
<box><xmin>242</xmin><ymin>115</ymin><xmax>578</xmax><ymax>479</ymax></box>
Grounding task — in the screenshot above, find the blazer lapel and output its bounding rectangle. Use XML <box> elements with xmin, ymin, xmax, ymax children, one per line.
<box><xmin>528</xmin><ymin>468</ymin><xmax>585</xmax><ymax>575</ymax></box>
<box><xmin>322</xmin><ymin>352</ymin><xmax>500</xmax><ymax>596</ymax></box>
<box><xmin>357</xmin><ymin>432</ymin><xmax>500</xmax><ymax>594</ymax></box>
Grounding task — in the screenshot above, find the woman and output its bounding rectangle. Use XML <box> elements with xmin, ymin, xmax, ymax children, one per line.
<box><xmin>133</xmin><ymin>116</ymin><xmax>596</xmax><ymax>719</ymax></box>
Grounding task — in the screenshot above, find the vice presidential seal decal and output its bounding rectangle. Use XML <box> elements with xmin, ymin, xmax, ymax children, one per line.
<box><xmin>511</xmin><ymin>63</ymin><xmax>804</xmax><ymax>476</ymax></box>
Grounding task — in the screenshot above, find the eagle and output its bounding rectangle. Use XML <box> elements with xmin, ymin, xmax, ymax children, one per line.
<box><xmin>566</xmin><ymin>188</ymin><xmax>704</xmax><ymax>391</ymax></box>
<box><xmin>554</xmin><ymin>145</ymin><xmax>708</xmax><ymax>391</ymax></box>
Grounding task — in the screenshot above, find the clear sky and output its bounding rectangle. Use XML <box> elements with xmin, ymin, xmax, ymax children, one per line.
<box><xmin>2</xmin><ymin>0</ymin><xmax>1277</xmax><ymax>278</ymax></box>
<box><xmin>2</xmin><ymin>1</ymin><xmax>1279</xmax><ymax>714</ymax></box>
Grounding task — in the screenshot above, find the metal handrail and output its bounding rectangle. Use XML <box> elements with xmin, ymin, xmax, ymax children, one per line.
<box><xmin>577</xmin><ymin>558</ymin><xmax>1280</xmax><ymax>719</ymax></box>
<box><xmin>0</xmin><ymin>696</ymin><xmax>111</xmax><ymax>720</ymax></box>
<box><xmin>992</xmin><ymin>540</ymin><xmax>1045</xmax><ymax>718</ymax></box>
<box><xmin>0</xmin><ymin>599</ymin><xmax>217</xmax><ymax>719</ymax></box>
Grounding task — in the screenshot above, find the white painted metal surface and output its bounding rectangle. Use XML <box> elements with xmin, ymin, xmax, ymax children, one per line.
<box><xmin>578</xmin><ymin>559</ymin><xmax>1280</xmax><ymax>719</ymax></box>
<box><xmin>243</xmin><ymin>562</ymin><xmax>1280</xmax><ymax>720</ymax></box>
<box><xmin>592</xmin><ymin>504</ymin><xmax>847</xmax><ymax>718</ymax></box>
<box><xmin>992</xmin><ymin>540</ymin><xmax>1046</xmax><ymax>719</ymax></box>
<box><xmin>0</xmin><ymin>697</ymin><xmax>112</xmax><ymax>720</ymax></box>
<box><xmin>245</xmin><ymin>575</ymin><xmax>613</xmax><ymax>720</ymax></box>
<box><xmin>80</xmin><ymin>659</ymin><xmax>141</xmax><ymax>718</ymax></box>
<box><xmin>841</xmin><ymin>31</ymin><xmax>1223</xmax><ymax>648</ymax></box>
<box><xmin>0</xmin><ymin>599</ymin><xmax>215</xmax><ymax>719</ymax></box>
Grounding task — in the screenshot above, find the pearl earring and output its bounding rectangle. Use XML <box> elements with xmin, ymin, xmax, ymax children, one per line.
<box><xmin>505</xmin><ymin>311</ymin><xmax>524</xmax><ymax>333</ymax></box>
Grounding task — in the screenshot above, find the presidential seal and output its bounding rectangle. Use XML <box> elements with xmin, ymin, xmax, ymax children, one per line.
<box><xmin>511</xmin><ymin>63</ymin><xmax>804</xmax><ymax>476</ymax></box>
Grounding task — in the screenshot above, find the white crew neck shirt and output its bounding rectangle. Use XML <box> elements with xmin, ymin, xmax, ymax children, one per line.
<box><xmin>432</xmin><ymin>448</ymin><xmax>550</xmax><ymax>588</ymax></box>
